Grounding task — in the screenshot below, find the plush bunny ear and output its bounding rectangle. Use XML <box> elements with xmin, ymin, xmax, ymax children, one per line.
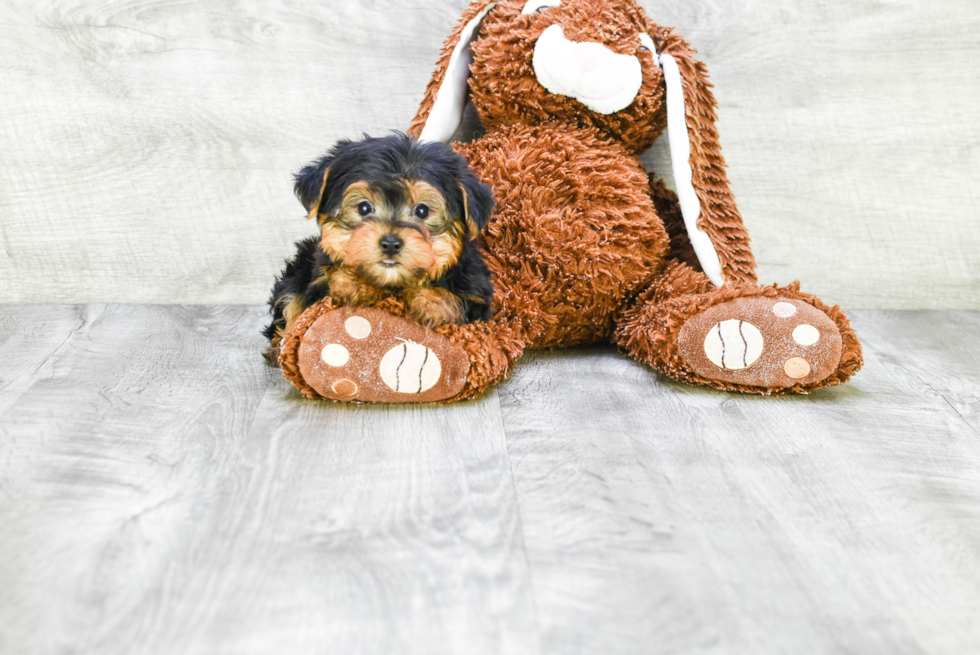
<box><xmin>649</xmin><ymin>29</ymin><xmax>757</xmax><ymax>288</ymax></box>
<box><xmin>408</xmin><ymin>2</ymin><xmax>497</xmax><ymax>143</ymax></box>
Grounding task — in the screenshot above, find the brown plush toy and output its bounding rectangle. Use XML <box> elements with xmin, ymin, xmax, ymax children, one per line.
<box><xmin>278</xmin><ymin>0</ymin><xmax>863</xmax><ymax>403</ymax></box>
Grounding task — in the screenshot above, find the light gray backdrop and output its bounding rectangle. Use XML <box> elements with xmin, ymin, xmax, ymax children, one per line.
<box><xmin>1</xmin><ymin>0</ymin><xmax>977</xmax><ymax>309</ymax></box>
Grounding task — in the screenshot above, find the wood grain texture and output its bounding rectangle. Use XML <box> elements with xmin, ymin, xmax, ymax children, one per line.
<box><xmin>499</xmin><ymin>309</ymin><xmax>980</xmax><ymax>654</ymax></box>
<box><xmin>0</xmin><ymin>305</ymin><xmax>275</xmax><ymax>654</ymax></box>
<box><xmin>0</xmin><ymin>304</ymin><xmax>90</xmax><ymax>415</ymax></box>
<box><xmin>0</xmin><ymin>0</ymin><xmax>977</xmax><ymax>309</ymax></box>
<box><xmin>2</xmin><ymin>305</ymin><xmax>980</xmax><ymax>654</ymax></box>
<box><xmin>0</xmin><ymin>304</ymin><xmax>538</xmax><ymax>655</ymax></box>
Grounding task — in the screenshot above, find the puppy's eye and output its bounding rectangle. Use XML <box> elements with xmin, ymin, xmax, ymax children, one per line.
<box><xmin>414</xmin><ymin>203</ymin><xmax>430</xmax><ymax>220</ymax></box>
<box><xmin>522</xmin><ymin>0</ymin><xmax>560</xmax><ymax>15</ymax></box>
<box><xmin>357</xmin><ymin>201</ymin><xmax>373</xmax><ymax>217</ymax></box>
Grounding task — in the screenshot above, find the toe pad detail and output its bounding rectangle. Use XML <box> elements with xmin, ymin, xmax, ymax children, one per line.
<box><xmin>703</xmin><ymin>320</ymin><xmax>764</xmax><ymax>370</ymax></box>
<box><xmin>679</xmin><ymin>297</ymin><xmax>843</xmax><ymax>390</ymax></box>
<box><xmin>379</xmin><ymin>342</ymin><xmax>442</xmax><ymax>394</ymax></box>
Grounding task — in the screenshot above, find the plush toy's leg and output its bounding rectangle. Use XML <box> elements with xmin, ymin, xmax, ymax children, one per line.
<box><xmin>614</xmin><ymin>261</ymin><xmax>863</xmax><ymax>394</ymax></box>
<box><xmin>278</xmin><ymin>298</ymin><xmax>527</xmax><ymax>404</ymax></box>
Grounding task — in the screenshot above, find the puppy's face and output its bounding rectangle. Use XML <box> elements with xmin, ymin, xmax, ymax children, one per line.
<box><xmin>295</xmin><ymin>135</ymin><xmax>495</xmax><ymax>288</ymax></box>
<box><xmin>320</xmin><ymin>179</ymin><xmax>464</xmax><ymax>288</ymax></box>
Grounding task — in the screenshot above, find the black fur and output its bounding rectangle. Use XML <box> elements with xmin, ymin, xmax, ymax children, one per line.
<box><xmin>263</xmin><ymin>134</ymin><xmax>495</xmax><ymax>358</ymax></box>
<box><xmin>293</xmin><ymin>133</ymin><xmax>493</xmax><ymax>233</ymax></box>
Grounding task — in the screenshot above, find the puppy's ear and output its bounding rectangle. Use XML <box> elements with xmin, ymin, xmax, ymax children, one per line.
<box><xmin>408</xmin><ymin>1</ymin><xmax>497</xmax><ymax>143</ymax></box>
<box><xmin>457</xmin><ymin>172</ymin><xmax>494</xmax><ymax>240</ymax></box>
<box><xmin>294</xmin><ymin>156</ymin><xmax>332</xmax><ymax>221</ymax></box>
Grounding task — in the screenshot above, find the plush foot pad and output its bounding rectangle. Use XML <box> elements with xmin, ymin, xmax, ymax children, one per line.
<box><xmin>296</xmin><ymin>307</ymin><xmax>469</xmax><ymax>403</ymax></box>
<box><xmin>677</xmin><ymin>297</ymin><xmax>843</xmax><ymax>390</ymax></box>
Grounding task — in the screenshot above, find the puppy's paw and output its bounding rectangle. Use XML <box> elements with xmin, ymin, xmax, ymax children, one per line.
<box><xmin>288</xmin><ymin>307</ymin><xmax>470</xmax><ymax>403</ymax></box>
<box><xmin>263</xmin><ymin>336</ymin><xmax>283</xmax><ymax>368</ymax></box>
<box><xmin>404</xmin><ymin>287</ymin><xmax>463</xmax><ymax>328</ymax></box>
<box><xmin>328</xmin><ymin>268</ymin><xmax>386</xmax><ymax>307</ymax></box>
<box><xmin>677</xmin><ymin>297</ymin><xmax>844</xmax><ymax>391</ymax></box>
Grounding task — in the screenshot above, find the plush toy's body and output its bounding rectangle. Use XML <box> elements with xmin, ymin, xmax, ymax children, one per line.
<box><xmin>278</xmin><ymin>0</ymin><xmax>862</xmax><ymax>403</ymax></box>
<box><xmin>456</xmin><ymin>123</ymin><xmax>669</xmax><ymax>349</ymax></box>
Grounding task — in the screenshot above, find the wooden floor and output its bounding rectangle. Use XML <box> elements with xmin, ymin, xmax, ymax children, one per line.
<box><xmin>2</xmin><ymin>305</ymin><xmax>979</xmax><ymax>655</ymax></box>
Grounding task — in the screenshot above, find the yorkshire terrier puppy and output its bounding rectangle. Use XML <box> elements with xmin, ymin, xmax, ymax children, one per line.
<box><xmin>263</xmin><ymin>134</ymin><xmax>494</xmax><ymax>364</ymax></box>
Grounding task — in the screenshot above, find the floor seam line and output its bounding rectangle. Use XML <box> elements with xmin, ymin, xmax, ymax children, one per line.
<box><xmin>494</xmin><ymin>386</ymin><xmax>546</xmax><ymax>655</ymax></box>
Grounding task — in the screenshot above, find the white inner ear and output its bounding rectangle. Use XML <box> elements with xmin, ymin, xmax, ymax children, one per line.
<box><xmin>659</xmin><ymin>52</ymin><xmax>726</xmax><ymax>287</ymax></box>
<box><xmin>522</xmin><ymin>0</ymin><xmax>560</xmax><ymax>14</ymax></box>
<box><xmin>419</xmin><ymin>4</ymin><xmax>497</xmax><ymax>144</ymax></box>
<box><xmin>638</xmin><ymin>33</ymin><xmax>658</xmax><ymax>65</ymax></box>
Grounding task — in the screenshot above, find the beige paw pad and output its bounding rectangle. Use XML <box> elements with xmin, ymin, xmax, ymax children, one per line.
<box><xmin>379</xmin><ymin>341</ymin><xmax>442</xmax><ymax>394</ymax></box>
<box><xmin>792</xmin><ymin>324</ymin><xmax>820</xmax><ymax>346</ymax></box>
<box><xmin>321</xmin><ymin>343</ymin><xmax>350</xmax><ymax>367</ymax></box>
<box><xmin>332</xmin><ymin>379</ymin><xmax>358</xmax><ymax>397</ymax></box>
<box><xmin>772</xmin><ymin>302</ymin><xmax>798</xmax><ymax>318</ymax></box>
<box><xmin>345</xmin><ymin>316</ymin><xmax>372</xmax><ymax>339</ymax></box>
<box><xmin>784</xmin><ymin>358</ymin><xmax>811</xmax><ymax>379</ymax></box>
<box><xmin>703</xmin><ymin>320</ymin><xmax>764</xmax><ymax>370</ymax></box>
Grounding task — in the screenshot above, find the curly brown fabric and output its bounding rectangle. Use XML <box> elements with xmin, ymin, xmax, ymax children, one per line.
<box><xmin>279</xmin><ymin>297</ymin><xmax>339</xmax><ymax>399</ymax></box>
<box><xmin>435</xmin><ymin>314</ymin><xmax>527</xmax><ymax>401</ymax></box>
<box><xmin>283</xmin><ymin>0</ymin><xmax>862</xmax><ymax>402</ymax></box>
<box><xmin>655</xmin><ymin>30</ymin><xmax>757</xmax><ymax>286</ymax></box>
<box><xmin>614</xmin><ymin>263</ymin><xmax>863</xmax><ymax>395</ymax></box>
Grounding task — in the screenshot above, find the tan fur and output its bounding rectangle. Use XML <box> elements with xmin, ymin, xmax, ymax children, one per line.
<box><xmin>327</xmin><ymin>267</ymin><xmax>387</xmax><ymax>307</ymax></box>
<box><xmin>322</xmin><ymin>181</ymin><xmax>445</xmax><ymax>287</ymax></box>
<box><xmin>343</xmin><ymin>221</ymin><xmax>389</xmax><ymax>270</ymax></box>
<box><xmin>404</xmin><ymin>180</ymin><xmax>451</xmax><ymax>230</ymax></box>
<box><xmin>281</xmin><ymin>293</ymin><xmax>306</xmax><ymax>329</ymax></box>
<box><xmin>263</xmin><ymin>293</ymin><xmax>306</xmax><ymax>364</ymax></box>
<box><xmin>307</xmin><ymin>168</ymin><xmax>330</xmax><ymax>221</ymax></box>
<box><xmin>319</xmin><ymin>222</ymin><xmax>351</xmax><ymax>261</ymax></box>
<box><xmin>404</xmin><ymin>286</ymin><xmax>464</xmax><ymax>328</ymax></box>
<box><xmin>458</xmin><ymin>182</ymin><xmax>480</xmax><ymax>241</ymax></box>
<box><xmin>320</xmin><ymin>179</ymin><xmax>468</xmax><ymax>328</ymax></box>
<box><xmin>427</xmin><ymin>224</ymin><xmax>464</xmax><ymax>281</ymax></box>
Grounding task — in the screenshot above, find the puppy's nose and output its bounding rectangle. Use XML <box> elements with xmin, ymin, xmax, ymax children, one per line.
<box><xmin>379</xmin><ymin>235</ymin><xmax>403</xmax><ymax>256</ymax></box>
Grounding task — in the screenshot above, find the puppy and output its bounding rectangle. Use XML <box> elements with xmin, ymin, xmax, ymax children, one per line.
<box><xmin>263</xmin><ymin>134</ymin><xmax>494</xmax><ymax>364</ymax></box>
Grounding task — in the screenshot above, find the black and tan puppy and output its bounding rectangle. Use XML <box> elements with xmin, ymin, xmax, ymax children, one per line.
<box><xmin>263</xmin><ymin>134</ymin><xmax>494</xmax><ymax>364</ymax></box>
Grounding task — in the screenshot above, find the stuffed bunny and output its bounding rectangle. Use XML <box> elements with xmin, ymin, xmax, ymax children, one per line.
<box><xmin>277</xmin><ymin>0</ymin><xmax>862</xmax><ymax>403</ymax></box>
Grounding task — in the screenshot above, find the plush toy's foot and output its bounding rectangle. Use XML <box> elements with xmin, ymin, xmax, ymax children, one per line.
<box><xmin>283</xmin><ymin>306</ymin><xmax>470</xmax><ymax>403</ymax></box>
<box><xmin>676</xmin><ymin>297</ymin><xmax>843</xmax><ymax>390</ymax></box>
<box><xmin>615</xmin><ymin>268</ymin><xmax>863</xmax><ymax>395</ymax></box>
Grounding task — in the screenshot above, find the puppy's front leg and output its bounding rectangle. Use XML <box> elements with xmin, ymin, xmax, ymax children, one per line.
<box><xmin>403</xmin><ymin>286</ymin><xmax>463</xmax><ymax>328</ymax></box>
<box><xmin>327</xmin><ymin>267</ymin><xmax>386</xmax><ymax>307</ymax></box>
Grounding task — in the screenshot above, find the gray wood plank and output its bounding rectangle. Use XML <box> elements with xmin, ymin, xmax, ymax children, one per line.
<box><xmin>0</xmin><ymin>305</ymin><xmax>91</xmax><ymax>415</ymax></box>
<box><xmin>0</xmin><ymin>304</ymin><xmax>538</xmax><ymax>655</ymax></box>
<box><xmin>496</xmin><ymin>310</ymin><xmax>980</xmax><ymax>655</ymax></box>
<box><xmin>0</xmin><ymin>305</ymin><xmax>275</xmax><ymax>654</ymax></box>
<box><xmin>854</xmin><ymin>310</ymin><xmax>980</xmax><ymax>436</ymax></box>
<box><xmin>3</xmin><ymin>306</ymin><xmax>980</xmax><ymax>654</ymax></box>
<box><xmin>174</xmin><ymin>392</ymin><xmax>539</xmax><ymax>655</ymax></box>
<box><xmin>0</xmin><ymin>0</ymin><xmax>977</xmax><ymax>309</ymax></box>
